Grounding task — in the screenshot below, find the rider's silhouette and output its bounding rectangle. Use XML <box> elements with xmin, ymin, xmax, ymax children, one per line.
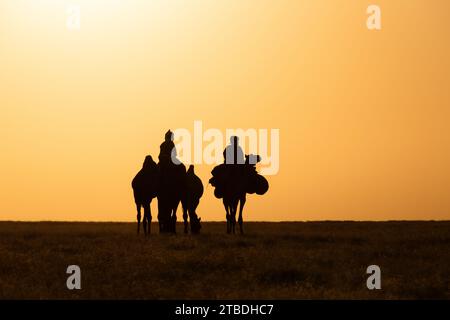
<box><xmin>223</xmin><ymin>136</ymin><xmax>245</xmax><ymax>165</ymax></box>
<box><xmin>159</xmin><ymin>130</ymin><xmax>177</xmax><ymax>163</ymax></box>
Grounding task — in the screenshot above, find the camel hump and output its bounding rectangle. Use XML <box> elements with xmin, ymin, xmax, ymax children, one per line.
<box><xmin>143</xmin><ymin>155</ymin><xmax>156</xmax><ymax>168</ymax></box>
<box><xmin>132</xmin><ymin>155</ymin><xmax>159</xmax><ymax>193</ymax></box>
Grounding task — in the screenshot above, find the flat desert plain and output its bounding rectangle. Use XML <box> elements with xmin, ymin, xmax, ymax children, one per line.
<box><xmin>0</xmin><ymin>221</ymin><xmax>448</xmax><ymax>299</ymax></box>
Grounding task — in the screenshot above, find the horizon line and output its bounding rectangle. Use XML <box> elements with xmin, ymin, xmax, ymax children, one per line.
<box><xmin>0</xmin><ymin>219</ymin><xmax>448</xmax><ymax>223</ymax></box>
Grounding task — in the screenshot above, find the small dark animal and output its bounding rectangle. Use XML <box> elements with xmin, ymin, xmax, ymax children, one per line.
<box><xmin>181</xmin><ymin>165</ymin><xmax>203</xmax><ymax>234</ymax></box>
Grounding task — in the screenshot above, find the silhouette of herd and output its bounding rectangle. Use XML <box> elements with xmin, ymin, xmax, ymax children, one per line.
<box><xmin>132</xmin><ymin>130</ymin><xmax>269</xmax><ymax>235</ymax></box>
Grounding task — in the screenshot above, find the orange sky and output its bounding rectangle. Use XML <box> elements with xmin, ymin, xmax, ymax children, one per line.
<box><xmin>1</xmin><ymin>0</ymin><xmax>449</xmax><ymax>221</ymax></box>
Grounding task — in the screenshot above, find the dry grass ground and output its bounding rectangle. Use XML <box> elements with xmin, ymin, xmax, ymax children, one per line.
<box><xmin>0</xmin><ymin>221</ymin><xmax>448</xmax><ymax>299</ymax></box>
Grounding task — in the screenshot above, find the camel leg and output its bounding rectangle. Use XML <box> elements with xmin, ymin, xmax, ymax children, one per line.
<box><xmin>233</xmin><ymin>207</ymin><xmax>237</xmax><ymax>234</ymax></box>
<box><xmin>223</xmin><ymin>200</ymin><xmax>231</xmax><ymax>234</ymax></box>
<box><xmin>182</xmin><ymin>205</ymin><xmax>189</xmax><ymax>234</ymax></box>
<box><xmin>171</xmin><ymin>202</ymin><xmax>179</xmax><ymax>234</ymax></box>
<box><xmin>189</xmin><ymin>208</ymin><xmax>199</xmax><ymax>234</ymax></box>
<box><xmin>136</xmin><ymin>204</ymin><xmax>142</xmax><ymax>234</ymax></box>
<box><xmin>142</xmin><ymin>217</ymin><xmax>147</xmax><ymax>235</ymax></box>
<box><xmin>143</xmin><ymin>203</ymin><xmax>150</xmax><ymax>236</ymax></box>
<box><xmin>161</xmin><ymin>206</ymin><xmax>171</xmax><ymax>234</ymax></box>
<box><xmin>157</xmin><ymin>199</ymin><xmax>163</xmax><ymax>233</ymax></box>
<box><xmin>238</xmin><ymin>195</ymin><xmax>246</xmax><ymax>234</ymax></box>
<box><xmin>231</xmin><ymin>200</ymin><xmax>237</xmax><ymax>234</ymax></box>
<box><xmin>190</xmin><ymin>198</ymin><xmax>201</xmax><ymax>234</ymax></box>
<box><xmin>147</xmin><ymin>203</ymin><xmax>153</xmax><ymax>235</ymax></box>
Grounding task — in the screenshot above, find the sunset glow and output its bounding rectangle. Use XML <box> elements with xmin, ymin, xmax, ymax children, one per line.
<box><xmin>1</xmin><ymin>0</ymin><xmax>449</xmax><ymax>221</ymax></box>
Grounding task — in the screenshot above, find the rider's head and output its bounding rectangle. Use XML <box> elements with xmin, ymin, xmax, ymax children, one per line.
<box><xmin>165</xmin><ymin>130</ymin><xmax>174</xmax><ymax>142</ymax></box>
<box><xmin>230</xmin><ymin>136</ymin><xmax>239</xmax><ymax>145</ymax></box>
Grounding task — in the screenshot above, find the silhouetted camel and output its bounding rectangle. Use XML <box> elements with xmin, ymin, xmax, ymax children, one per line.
<box><xmin>181</xmin><ymin>165</ymin><xmax>203</xmax><ymax>234</ymax></box>
<box><xmin>210</xmin><ymin>153</ymin><xmax>269</xmax><ymax>234</ymax></box>
<box><xmin>132</xmin><ymin>155</ymin><xmax>159</xmax><ymax>235</ymax></box>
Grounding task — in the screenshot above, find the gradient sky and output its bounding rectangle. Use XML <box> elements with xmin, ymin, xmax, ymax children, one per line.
<box><xmin>1</xmin><ymin>0</ymin><xmax>449</xmax><ymax>221</ymax></box>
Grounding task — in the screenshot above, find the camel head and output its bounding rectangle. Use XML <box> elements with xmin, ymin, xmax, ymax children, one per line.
<box><xmin>246</xmin><ymin>154</ymin><xmax>262</xmax><ymax>165</ymax></box>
